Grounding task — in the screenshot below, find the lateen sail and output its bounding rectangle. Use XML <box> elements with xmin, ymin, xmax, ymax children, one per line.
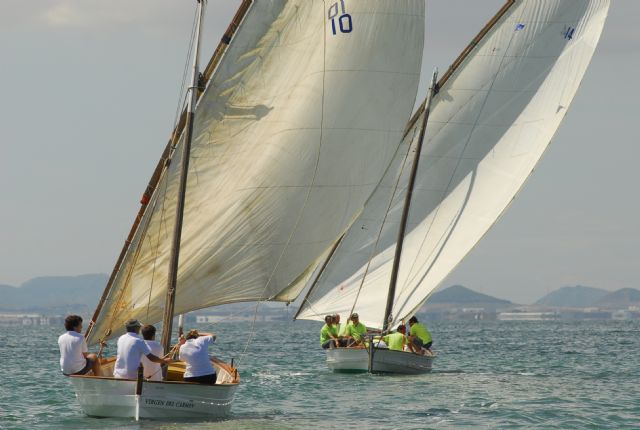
<box><xmin>88</xmin><ymin>0</ymin><xmax>424</xmax><ymax>345</ymax></box>
<box><xmin>296</xmin><ymin>0</ymin><xmax>610</xmax><ymax>329</ymax></box>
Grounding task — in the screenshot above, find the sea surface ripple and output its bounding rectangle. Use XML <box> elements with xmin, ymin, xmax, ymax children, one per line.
<box><xmin>0</xmin><ymin>319</ymin><xmax>638</xmax><ymax>429</ymax></box>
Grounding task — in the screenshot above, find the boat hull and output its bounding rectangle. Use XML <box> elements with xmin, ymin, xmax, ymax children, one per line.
<box><xmin>68</xmin><ymin>376</ymin><xmax>238</xmax><ymax>419</ymax></box>
<box><xmin>67</xmin><ymin>358</ymin><xmax>239</xmax><ymax>419</ymax></box>
<box><xmin>326</xmin><ymin>348</ymin><xmax>434</xmax><ymax>374</ymax></box>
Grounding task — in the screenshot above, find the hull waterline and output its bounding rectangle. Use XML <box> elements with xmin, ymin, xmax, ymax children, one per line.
<box><xmin>326</xmin><ymin>348</ymin><xmax>434</xmax><ymax>374</ymax></box>
<box><xmin>68</xmin><ymin>376</ymin><xmax>238</xmax><ymax>419</ymax></box>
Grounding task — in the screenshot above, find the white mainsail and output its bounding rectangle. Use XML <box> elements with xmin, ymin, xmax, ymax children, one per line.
<box><xmin>296</xmin><ymin>0</ymin><xmax>610</xmax><ymax>329</ymax></box>
<box><xmin>87</xmin><ymin>0</ymin><xmax>424</xmax><ymax>345</ymax></box>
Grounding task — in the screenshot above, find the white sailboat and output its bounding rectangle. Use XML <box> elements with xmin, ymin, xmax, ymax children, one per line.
<box><xmin>296</xmin><ymin>0</ymin><xmax>610</xmax><ymax>374</ymax></box>
<box><xmin>68</xmin><ymin>0</ymin><xmax>425</xmax><ymax>419</ymax></box>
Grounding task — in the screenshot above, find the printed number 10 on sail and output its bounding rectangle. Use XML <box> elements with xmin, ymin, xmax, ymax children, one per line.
<box><xmin>328</xmin><ymin>0</ymin><xmax>353</xmax><ymax>35</ymax></box>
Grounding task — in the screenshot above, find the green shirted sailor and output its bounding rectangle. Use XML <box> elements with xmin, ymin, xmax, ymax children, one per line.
<box><xmin>345</xmin><ymin>313</ymin><xmax>367</xmax><ymax>345</ymax></box>
<box><xmin>382</xmin><ymin>325</ymin><xmax>407</xmax><ymax>351</ymax></box>
<box><xmin>408</xmin><ymin>316</ymin><xmax>432</xmax><ymax>354</ymax></box>
<box><xmin>320</xmin><ymin>315</ymin><xmax>339</xmax><ymax>349</ymax></box>
<box><xmin>332</xmin><ymin>314</ymin><xmax>345</xmax><ymax>337</ymax></box>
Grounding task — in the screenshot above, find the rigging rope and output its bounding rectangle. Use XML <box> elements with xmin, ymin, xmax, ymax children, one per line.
<box><xmin>172</xmin><ymin>7</ymin><xmax>199</xmax><ymax>131</ymax></box>
<box><xmin>345</xmin><ymin>121</ymin><xmax>420</xmax><ymax>326</ymax></box>
<box><xmin>96</xmin><ymin>9</ymin><xmax>200</xmax><ymax>343</ymax></box>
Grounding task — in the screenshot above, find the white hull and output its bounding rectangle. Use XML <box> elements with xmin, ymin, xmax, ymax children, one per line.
<box><xmin>68</xmin><ymin>359</ymin><xmax>238</xmax><ymax>419</ymax></box>
<box><xmin>69</xmin><ymin>377</ymin><xmax>237</xmax><ymax>419</ymax></box>
<box><xmin>326</xmin><ymin>348</ymin><xmax>434</xmax><ymax>374</ymax></box>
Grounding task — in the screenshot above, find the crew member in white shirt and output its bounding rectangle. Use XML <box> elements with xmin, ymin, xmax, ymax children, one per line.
<box><xmin>140</xmin><ymin>324</ymin><xmax>164</xmax><ymax>381</ymax></box>
<box><xmin>58</xmin><ymin>315</ymin><xmax>100</xmax><ymax>376</ymax></box>
<box><xmin>179</xmin><ymin>329</ymin><xmax>217</xmax><ymax>384</ymax></box>
<box><xmin>113</xmin><ymin>319</ymin><xmax>172</xmax><ymax>379</ymax></box>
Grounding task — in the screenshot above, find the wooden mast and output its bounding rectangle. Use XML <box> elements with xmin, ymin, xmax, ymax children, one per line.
<box><xmin>293</xmin><ymin>234</ymin><xmax>345</xmax><ymax>320</ymax></box>
<box><xmin>85</xmin><ymin>0</ymin><xmax>254</xmax><ymax>342</ymax></box>
<box><xmin>392</xmin><ymin>0</ymin><xmax>518</xmax><ymax>324</ymax></box>
<box><xmin>159</xmin><ymin>0</ymin><xmax>205</xmax><ymax>354</ymax></box>
<box><xmin>382</xmin><ymin>70</ymin><xmax>438</xmax><ymax>333</ymax></box>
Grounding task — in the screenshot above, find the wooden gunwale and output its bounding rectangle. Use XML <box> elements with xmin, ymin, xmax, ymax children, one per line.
<box><xmin>67</xmin><ymin>375</ymin><xmax>239</xmax><ymax>386</ymax></box>
<box><xmin>69</xmin><ymin>358</ymin><xmax>240</xmax><ymax>384</ymax></box>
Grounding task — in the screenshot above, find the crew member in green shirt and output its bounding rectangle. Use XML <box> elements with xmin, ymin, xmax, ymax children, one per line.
<box><xmin>344</xmin><ymin>313</ymin><xmax>367</xmax><ymax>347</ymax></box>
<box><xmin>332</xmin><ymin>314</ymin><xmax>348</xmax><ymax>347</ymax></box>
<box><xmin>407</xmin><ymin>316</ymin><xmax>432</xmax><ymax>355</ymax></box>
<box><xmin>382</xmin><ymin>325</ymin><xmax>407</xmax><ymax>351</ymax></box>
<box><xmin>320</xmin><ymin>315</ymin><xmax>339</xmax><ymax>349</ymax></box>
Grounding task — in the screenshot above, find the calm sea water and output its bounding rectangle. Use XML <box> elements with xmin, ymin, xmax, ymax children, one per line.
<box><xmin>0</xmin><ymin>319</ymin><xmax>638</xmax><ymax>429</ymax></box>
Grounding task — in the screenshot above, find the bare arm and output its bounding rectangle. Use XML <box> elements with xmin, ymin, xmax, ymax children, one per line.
<box><xmin>146</xmin><ymin>353</ymin><xmax>172</xmax><ymax>365</ymax></box>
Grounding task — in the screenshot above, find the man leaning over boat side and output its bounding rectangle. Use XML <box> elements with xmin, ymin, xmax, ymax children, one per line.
<box><xmin>382</xmin><ymin>324</ymin><xmax>407</xmax><ymax>352</ymax></box>
<box><xmin>320</xmin><ymin>315</ymin><xmax>340</xmax><ymax>349</ymax></box>
<box><xmin>178</xmin><ymin>329</ymin><xmax>218</xmax><ymax>384</ymax></box>
<box><xmin>140</xmin><ymin>324</ymin><xmax>163</xmax><ymax>381</ymax></box>
<box><xmin>58</xmin><ymin>314</ymin><xmax>100</xmax><ymax>376</ymax></box>
<box><xmin>407</xmin><ymin>316</ymin><xmax>433</xmax><ymax>356</ymax></box>
<box><xmin>113</xmin><ymin>319</ymin><xmax>172</xmax><ymax>379</ymax></box>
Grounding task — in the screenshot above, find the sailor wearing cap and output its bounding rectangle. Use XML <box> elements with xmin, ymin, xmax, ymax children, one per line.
<box><xmin>113</xmin><ymin>319</ymin><xmax>173</xmax><ymax>379</ymax></box>
<box><xmin>344</xmin><ymin>313</ymin><xmax>367</xmax><ymax>346</ymax></box>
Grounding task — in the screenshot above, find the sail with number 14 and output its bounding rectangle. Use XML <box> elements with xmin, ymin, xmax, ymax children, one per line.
<box><xmin>296</xmin><ymin>0</ymin><xmax>610</xmax><ymax>374</ymax></box>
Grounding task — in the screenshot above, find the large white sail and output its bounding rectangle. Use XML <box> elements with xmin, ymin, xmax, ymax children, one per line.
<box><xmin>88</xmin><ymin>0</ymin><xmax>424</xmax><ymax>344</ymax></box>
<box><xmin>296</xmin><ymin>0</ymin><xmax>610</xmax><ymax>329</ymax></box>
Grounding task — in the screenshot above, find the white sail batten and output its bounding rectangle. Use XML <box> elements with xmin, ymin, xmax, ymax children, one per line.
<box><xmin>88</xmin><ymin>0</ymin><xmax>424</xmax><ymax>345</ymax></box>
<box><xmin>296</xmin><ymin>0</ymin><xmax>610</xmax><ymax>329</ymax></box>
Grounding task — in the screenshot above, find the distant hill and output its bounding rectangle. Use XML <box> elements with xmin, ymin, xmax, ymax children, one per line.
<box><xmin>535</xmin><ymin>285</ymin><xmax>609</xmax><ymax>308</ymax></box>
<box><xmin>0</xmin><ymin>274</ymin><xmax>107</xmax><ymax>313</ymax></box>
<box><xmin>0</xmin><ymin>274</ymin><xmax>286</xmax><ymax>317</ymax></box>
<box><xmin>423</xmin><ymin>285</ymin><xmax>513</xmax><ymax>310</ymax></box>
<box><xmin>595</xmin><ymin>288</ymin><xmax>640</xmax><ymax>308</ymax></box>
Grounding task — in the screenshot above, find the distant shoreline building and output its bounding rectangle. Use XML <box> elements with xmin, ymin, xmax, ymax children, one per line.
<box><xmin>497</xmin><ymin>312</ymin><xmax>559</xmax><ymax>321</ymax></box>
<box><xmin>0</xmin><ymin>313</ymin><xmax>64</xmax><ymax>326</ymax></box>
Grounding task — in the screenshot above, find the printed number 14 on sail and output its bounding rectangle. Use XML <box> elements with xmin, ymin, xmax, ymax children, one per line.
<box><xmin>329</xmin><ymin>0</ymin><xmax>353</xmax><ymax>35</ymax></box>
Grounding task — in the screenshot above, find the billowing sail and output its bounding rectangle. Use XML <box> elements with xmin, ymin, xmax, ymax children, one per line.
<box><xmin>296</xmin><ymin>0</ymin><xmax>610</xmax><ymax>329</ymax></box>
<box><xmin>87</xmin><ymin>0</ymin><xmax>424</xmax><ymax>344</ymax></box>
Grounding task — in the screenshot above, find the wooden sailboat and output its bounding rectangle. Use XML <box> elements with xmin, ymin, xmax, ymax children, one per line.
<box><xmin>296</xmin><ymin>0</ymin><xmax>610</xmax><ymax>374</ymax></box>
<box><xmin>67</xmin><ymin>0</ymin><xmax>426</xmax><ymax>419</ymax></box>
<box><xmin>69</xmin><ymin>1</ymin><xmax>238</xmax><ymax>419</ymax></box>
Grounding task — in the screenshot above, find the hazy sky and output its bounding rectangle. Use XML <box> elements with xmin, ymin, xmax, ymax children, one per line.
<box><xmin>0</xmin><ymin>1</ymin><xmax>637</xmax><ymax>304</ymax></box>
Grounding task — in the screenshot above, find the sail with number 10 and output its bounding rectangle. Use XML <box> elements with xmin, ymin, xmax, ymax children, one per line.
<box><xmin>85</xmin><ymin>1</ymin><xmax>424</xmax><ymax>345</ymax></box>
<box><xmin>68</xmin><ymin>0</ymin><xmax>425</xmax><ymax>419</ymax></box>
<box><xmin>296</xmin><ymin>0</ymin><xmax>610</xmax><ymax>373</ymax></box>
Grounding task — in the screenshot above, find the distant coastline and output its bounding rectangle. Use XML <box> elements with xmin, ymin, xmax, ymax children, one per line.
<box><xmin>1</xmin><ymin>275</ymin><xmax>638</xmax><ymax>324</ymax></box>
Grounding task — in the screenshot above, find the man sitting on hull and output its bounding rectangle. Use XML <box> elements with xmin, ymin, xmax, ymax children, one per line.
<box><xmin>58</xmin><ymin>314</ymin><xmax>101</xmax><ymax>376</ymax></box>
<box><xmin>343</xmin><ymin>313</ymin><xmax>367</xmax><ymax>347</ymax></box>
